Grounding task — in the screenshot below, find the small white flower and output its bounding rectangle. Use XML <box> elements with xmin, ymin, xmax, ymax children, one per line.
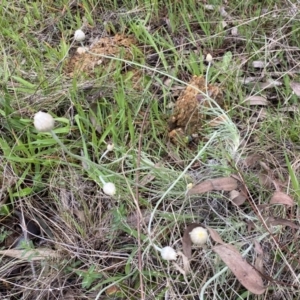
<box><xmin>74</xmin><ymin>29</ymin><xmax>85</xmax><ymax>42</ymax></box>
<box><xmin>206</xmin><ymin>53</ymin><xmax>213</xmax><ymax>63</ymax></box>
<box><xmin>189</xmin><ymin>227</ymin><xmax>208</xmax><ymax>245</ymax></box>
<box><xmin>76</xmin><ymin>47</ymin><xmax>87</xmax><ymax>54</ymax></box>
<box><xmin>186</xmin><ymin>183</ymin><xmax>193</xmax><ymax>190</ymax></box>
<box><xmin>34</xmin><ymin>111</ymin><xmax>55</xmax><ymax>132</ymax></box>
<box><xmin>106</xmin><ymin>143</ymin><xmax>114</xmax><ymax>151</ymax></box>
<box><xmin>103</xmin><ymin>182</ymin><xmax>116</xmax><ymax>196</ymax></box>
<box><xmin>161</xmin><ymin>246</ymin><xmax>177</xmax><ymax>261</ymax></box>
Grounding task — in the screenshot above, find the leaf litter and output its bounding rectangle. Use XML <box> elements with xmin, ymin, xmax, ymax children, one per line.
<box><xmin>64</xmin><ymin>34</ymin><xmax>137</xmax><ymax>77</ymax></box>
<box><xmin>187</xmin><ymin>177</ymin><xmax>238</xmax><ymax>196</ymax></box>
<box><xmin>168</xmin><ymin>75</ymin><xmax>223</xmax><ymax>146</ymax></box>
<box><xmin>213</xmin><ymin>244</ymin><xmax>266</xmax><ymax>295</ymax></box>
<box><xmin>182</xmin><ymin>223</ymin><xmax>203</xmax><ymax>259</ymax></box>
<box><xmin>207</xmin><ymin>227</ymin><xmax>266</xmax><ymax>294</ymax></box>
<box><xmin>270</xmin><ymin>191</ymin><xmax>295</xmax><ymax>207</ymax></box>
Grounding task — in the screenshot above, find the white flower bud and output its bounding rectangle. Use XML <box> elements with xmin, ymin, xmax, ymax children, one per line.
<box><xmin>186</xmin><ymin>183</ymin><xmax>193</xmax><ymax>190</ymax></box>
<box><xmin>34</xmin><ymin>111</ymin><xmax>55</xmax><ymax>132</ymax></box>
<box><xmin>74</xmin><ymin>29</ymin><xmax>85</xmax><ymax>42</ymax></box>
<box><xmin>160</xmin><ymin>246</ymin><xmax>177</xmax><ymax>261</ymax></box>
<box><xmin>76</xmin><ymin>47</ymin><xmax>87</xmax><ymax>54</ymax></box>
<box><xmin>189</xmin><ymin>227</ymin><xmax>208</xmax><ymax>245</ymax></box>
<box><xmin>106</xmin><ymin>143</ymin><xmax>114</xmax><ymax>151</ymax></box>
<box><xmin>206</xmin><ymin>53</ymin><xmax>213</xmax><ymax>63</ymax></box>
<box><xmin>103</xmin><ymin>182</ymin><xmax>116</xmax><ymax>196</ymax></box>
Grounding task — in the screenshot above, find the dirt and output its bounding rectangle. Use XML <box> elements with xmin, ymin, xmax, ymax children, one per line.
<box><xmin>64</xmin><ymin>34</ymin><xmax>138</xmax><ymax>77</ymax></box>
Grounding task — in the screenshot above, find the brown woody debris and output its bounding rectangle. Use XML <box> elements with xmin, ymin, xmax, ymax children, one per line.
<box><xmin>64</xmin><ymin>34</ymin><xmax>137</xmax><ymax>77</ymax></box>
<box><xmin>168</xmin><ymin>75</ymin><xmax>222</xmax><ymax>145</ymax></box>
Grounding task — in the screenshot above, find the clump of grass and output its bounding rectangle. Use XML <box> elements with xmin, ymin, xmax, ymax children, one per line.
<box><xmin>1</xmin><ymin>1</ymin><xmax>300</xmax><ymax>299</ymax></box>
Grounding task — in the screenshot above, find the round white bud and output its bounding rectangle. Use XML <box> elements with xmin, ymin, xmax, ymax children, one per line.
<box><xmin>103</xmin><ymin>182</ymin><xmax>116</xmax><ymax>196</ymax></box>
<box><xmin>160</xmin><ymin>246</ymin><xmax>177</xmax><ymax>261</ymax></box>
<box><xmin>34</xmin><ymin>111</ymin><xmax>55</xmax><ymax>132</ymax></box>
<box><xmin>74</xmin><ymin>29</ymin><xmax>85</xmax><ymax>42</ymax></box>
<box><xmin>76</xmin><ymin>47</ymin><xmax>87</xmax><ymax>54</ymax></box>
<box><xmin>106</xmin><ymin>143</ymin><xmax>114</xmax><ymax>151</ymax></box>
<box><xmin>206</xmin><ymin>53</ymin><xmax>213</xmax><ymax>63</ymax></box>
<box><xmin>189</xmin><ymin>227</ymin><xmax>208</xmax><ymax>245</ymax></box>
<box><xmin>186</xmin><ymin>183</ymin><xmax>193</xmax><ymax>190</ymax></box>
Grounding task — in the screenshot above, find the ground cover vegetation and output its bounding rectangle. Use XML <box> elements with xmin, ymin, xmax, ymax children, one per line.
<box><xmin>1</xmin><ymin>0</ymin><xmax>300</xmax><ymax>299</ymax></box>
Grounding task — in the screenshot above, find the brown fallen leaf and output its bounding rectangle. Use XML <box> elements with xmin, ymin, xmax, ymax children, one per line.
<box><xmin>259</xmin><ymin>79</ymin><xmax>282</xmax><ymax>89</ymax></box>
<box><xmin>213</xmin><ymin>244</ymin><xmax>266</xmax><ymax>295</ymax></box>
<box><xmin>73</xmin><ymin>208</ymin><xmax>85</xmax><ymax>222</ymax></box>
<box><xmin>278</xmin><ymin>105</ymin><xmax>299</xmax><ymax>113</ymax></box>
<box><xmin>0</xmin><ymin>248</ymin><xmax>60</xmax><ymax>261</ymax></box>
<box><xmin>64</xmin><ymin>292</ymin><xmax>76</xmax><ymax>300</ymax></box>
<box><xmin>242</xmin><ymin>154</ymin><xmax>261</xmax><ymax>168</ymax></box>
<box><xmin>140</xmin><ymin>162</ymin><xmax>162</xmax><ymax>186</ymax></box>
<box><xmin>187</xmin><ymin>177</ymin><xmax>238</xmax><ymax>196</ymax></box>
<box><xmin>256</xmin><ymin>204</ymin><xmax>270</xmax><ymax>213</ymax></box>
<box><xmin>206</xmin><ymin>227</ymin><xmax>225</xmax><ymax>245</ymax></box>
<box><xmin>244</xmin><ymin>96</ymin><xmax>268</xmax><ymax>106</ymax></box>
<box><xmin>267</xmin><ymin>216</ymin><xmax>299</xmax><ymax>229</ymax></box>
<box><xmin>259</xmin><ymin>161</ymin><xmax>271</xmax><ymax>172</ymax></box>
<box><xmin>270</xmin><ymin>191</ymin><xmax>294</xmax><ymax>207</ymax></box>
<box><xmin>177</xmin><ymin>251</ymin><xmax>190</xmax><ymax>274</ymax></box>
<box><xmin>290</xmin><ymin>82</ymin><xmax>300</xmax><ymax>97</ymax></box>
<box><xmin>258</xmin><ymin>172</ymin><xmax>273</xmax><ymax>189</ymax></box>
<box><xmin>252</xmin><ymin>61</ymin><xmax>265</xmax><ymax>68</ymax></box>
<box><xmin>240</xmin><ymin>76</ymin><xmax>260</xmax><ymax>85</ymax></box>
<box><xmin>126</xmin><ymin>209</ymin><xmax>151</xmax><ymax>227</ymax></box>
<box><xmin>182</xmin><ymin>223</ymin><xmax>201</xmax><ymax>259</ymax></box>
<box><xmin>254</xmin><ymin>241</ymin><xmax>264</xmax><ymax>274</ymax></box>
<box><xmin>106</xmin><ymin>285</ymin><xmax>121</xmax><ymax>296</ymax></box>
<box><xmin>246</xmin><ymin>220</ymin><xmax>256</xmax><ymax>233</ymax></box>
<box><xmin>230</xmin><ymin>190</ymin><xmax>247</xmax><ymax>206</ymax></box>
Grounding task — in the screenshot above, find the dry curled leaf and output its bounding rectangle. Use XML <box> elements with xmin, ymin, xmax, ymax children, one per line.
<box><xmin>230</xmin><ymin>190</ymin><xmax>247</xmax><ymax>206</ymax></box>
<box><xmin>290</xmin><ymin>82</ymin><xmax>300</xmax><ymax>97</ymax></box>
<box><xmin>260</xmin><ymin>79</ymin><xmax>282</xmax><ymax>89</ymax></box>
<box><xmin>242</xmin><ymin>154</ymin><xmax>261</xmax><ymax>168</ymax></box>
<box><xmin>240</xmin><ymin>76</ymin><xmax>260</xmax><ymax>84</ymax></box>
<box><xmin>252</xmin><ymin>61</ymin><xmax>265</xmax><ymax>68</ymax></box>
<box><xmin>246</xmin><ymin>220</ymin><xmax>256</xmax><ymax>233</ymax></box>
<box><xmin>182</xmin><ymin>223</ymin><xmax>201</xmax><ymax>258</ymax></box>
<box><xmin>126</xmin><ymin>209</ymin><xmax>151</xmax><ymax>227</ymax></box>
<box><xmin>140</xmin><ymin>162</ymin><xmax>162</xmax><ymax>185</ymax></box>
<box><xmin>244</xmin><ymin>96</ymin><xmax>268</xmax><ymax>106</ymax></box>
<box><xmin>73</xmin><ymin>208</ymin><xmax>85</xmax><ymax>222</ymax></box>
<box><xmin>187</xmin><ymin>177</ymin><xmax>238</xmax><ymax>196</ymax></box>
<box><xmin>254</xmin><ymin>241</ymin><xmax>264</xmax><ymax>274</ymax></box>
<box><xmin>206</xmin><ymin>227</ymin><xmax>225</xmax><ymax>245</ymax></box>
<box><xmin>177</xmin><ymin>251</ymin><xmax>190</xmax><ymax>274</ymax></box>
<box><xmin>213</xmin><ymin>244</ymin><xmax>266</xmax><ymax>295</ymax></box>
<box><xmin>0</xmin><ymin>248</ymin><xmax>60</xmax><ymax>261</ymax></box>
<box><xmin>258</xmin><ymin>172</ymin><xmax>273</xmax><ymax>189</ymax></box>
<box><xmin>231</xmin><ymin>26</ymin><xmax>238</xmax><ymax>36</ymax></box>
<box><xmin>267</xmin><ymin>216</ymin><xmax>299</xmax><ymax>229</ymax></box>
<box><xmin>64</xmin><ymin>292</ymin><xmax>76</xmax><ymax>300</ymax></box>
<box><xmin>270</xmin><ymin>191</ymin><xmax>294</xmax><ymax>207</ymax></box>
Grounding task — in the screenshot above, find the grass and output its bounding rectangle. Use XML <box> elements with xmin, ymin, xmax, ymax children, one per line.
<box><xmin>1</xmin><ymin>0</ymin><xmax>300</xmax><ymax>299</ymax></box>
